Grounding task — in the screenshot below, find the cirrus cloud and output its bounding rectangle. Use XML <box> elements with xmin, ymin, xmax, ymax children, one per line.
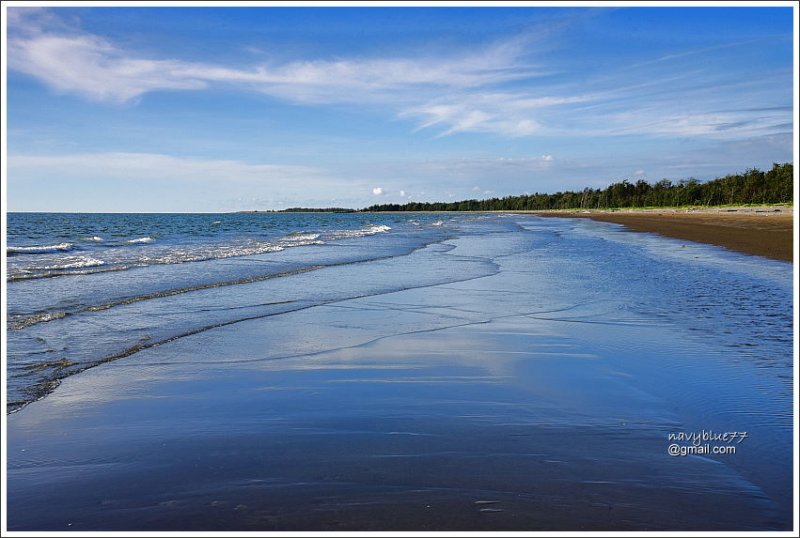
<box><xmin>6</xmin><ymin>7</ymin><xmax>793</xmax><ymax>142</ymax></box>
<box><xmin>7</xmin><ymin>7</ymin><xmax>544</xmax><ymax>106</ymax></box>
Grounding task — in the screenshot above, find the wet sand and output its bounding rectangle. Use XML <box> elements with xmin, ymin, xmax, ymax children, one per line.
<box><xmin>532</xmin><ymin>207</ymin><xmax>794</xmax><ymax>262</ymax></box>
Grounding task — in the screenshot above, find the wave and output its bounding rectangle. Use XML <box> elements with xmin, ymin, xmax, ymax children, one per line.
<box><xmin>87</xmin><ymin>236</ymin><xmax>104</xmax><ymax>242</ymax></box>
<box><xmin>8</xmin><ymin>267</ymin><xmax>118</xmax><ymax>282</ymax></box>
<box><xmin>279</xmin><ymin>232</ymin><xmax>323</xmax><ymax>247</ymax></box>
<box><xmin>43</xmin><ymin>256</ymin><xmax>106</xmax><ymax>270</ymax></box>
<box><xmin>7</xmin><ymin>256</ymin><xmax>107</xmax><ymax>281</ymax></box>
<box><xmin>8</xmin><ymin>224</ymin><xmax>392</xmax><ymax>282</ymax></box>
<box><xmin>9</xmin><ymin>311</ymin><xmax>68</xmax><ymax>330</ymax></box>
<box><xmin>125</xmin><ymin>237</ymin><xmax>155</xmax><ymax>244</ymax></box>
<box><xmin>284</xmin><ymin>231</ymin><xmax>321</xmax><ymax>241</ymax></box>
<box><xmin>10</xmin><ymin>266</ymin><xmax>323</xmax><ymax>331</ymax></box>
<box><xmin>6</xmin><ymin>234</ymin><xmax>488</xmax><ymax>413</ymax></box>
<box><xmin>328</xmin><ymin>224</ymin><xmax>391</xmax><ymax>239</ymax></box>
<box><xmin>9</xmin><ymin>233</ymin><xmax>430</xmax><ymax>329</ymax></box>
<box><xmin>7</xmin><ymin>242</ymin><xmax>288</xmax><ymax>282</ymax></box>
<box><xmin>7</xmin><ymin>242</ymin><xmax>75</xmax><ymax>255</ymax></box>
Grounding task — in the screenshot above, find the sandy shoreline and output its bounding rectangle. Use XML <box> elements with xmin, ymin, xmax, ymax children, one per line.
<box><xmin>6</xmin><ymin>214</ymin><xmax>793</xmax><ymax>531</ymax></box>
<box><xmin>530</xmin><ymin>206</ymin><xmax>794</xmax><ymax>262</ymax></box>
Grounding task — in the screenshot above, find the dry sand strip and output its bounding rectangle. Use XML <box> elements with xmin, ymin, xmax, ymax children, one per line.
<box><xmin>531</xmin><ymin>206</ymin><xmax>794</xmax><ymax>262</ymax></box>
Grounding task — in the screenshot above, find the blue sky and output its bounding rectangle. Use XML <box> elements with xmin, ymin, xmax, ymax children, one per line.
<box><xmin>5</xmin><ymin>5</ymin><xmax>795</xmax><ymax>212</ymax></box>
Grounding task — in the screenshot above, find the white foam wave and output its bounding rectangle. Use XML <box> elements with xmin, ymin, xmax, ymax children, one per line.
<box><xmin>209</xmin><ymin>243</ymin><xmax>287</xmax><ymax>258</ymax></box>
<box><xmin>43</xmin><ymin>256</ymin><xmax>106</xmax><ymax>270</ymax></box>
<box><xmin>8</xmin><ymin>231</ymin><xmax>338</xmax><ymax>281</ymax></box>
<box><xmin>328</xmin><ymin>224</ymin><xmax>392</xmax><ymax>239</ymax></box>
<box><xmin>10</xmin><ymin>311</ymin><xmax>68</xmax><ymax>330</ymax></box>
<box><xmin>279</xmin><ymin>232</ymin><xmax>324</xmax><ymax>247</ymax></box>
<box><xmin>431</xmin><ymin>220</ymin><xmax>444</xmax><ymax>227</ymax></box>
<box><xmin>141</xmin><ymin>242</ymin><xmax>286</xmax><ymax>266</ymax></box>
<box><xmin>87</xmin><ymin>236</ymin><xmax>104</xmax><ymax>242</ymax></box>
<box><xmin>7</xmin><ymin>242</ymin><xmax>74</xmax><ymax>254</ymax></box>
<box><xmin>126</xmin><ymin>237</ymin><xmax>155</xmax><ymax>244</ymax></box>
<box><xmin>285</xmin><ymin>232</ymin><xmax>321</xmax><ymax>241</ymax></box>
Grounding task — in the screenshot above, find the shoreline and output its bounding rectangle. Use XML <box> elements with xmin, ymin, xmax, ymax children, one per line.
<box><xmin>6</xmin><ymin>214</ymin><xmax>792</xmax><ymax>531</ymax></box>
<box><xmin>531</xmin><ymin>206</ymin><xmax>794</xmax><ymax>262</ymax></box>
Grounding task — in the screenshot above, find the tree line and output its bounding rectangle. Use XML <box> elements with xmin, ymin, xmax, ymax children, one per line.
<box><xmin>280</xmin><ymin>207</ymin><xmax>356</xmax><ymax>213</ymax></box>
<box><xmin>362</xmin><ymin>163</ymin><xmax>793</xmax><ymax>212</ymax></box>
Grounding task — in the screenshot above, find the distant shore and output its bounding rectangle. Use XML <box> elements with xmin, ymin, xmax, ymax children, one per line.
<box><xmin>531</xmin><ymin>206</ymin><xmax>794</xmax><ymax>262</ymax></box>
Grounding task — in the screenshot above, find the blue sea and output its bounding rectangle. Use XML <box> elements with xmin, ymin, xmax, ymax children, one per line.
<box><xmin>5</xmin><ymin>211</ymin><xmax>795</xmax><ymax>530</ymax></box>
<box><xmin>6</xmin><ymin>212</ymin><xmax>458</xmax><ymax>410</ymax></box>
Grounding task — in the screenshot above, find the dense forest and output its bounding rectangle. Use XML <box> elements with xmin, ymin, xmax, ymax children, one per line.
<box><xmin>280</xmin><ymin>207</ymin><xmax>355</xmax><ymax>213</ymax></box>
<box><xmin>240</xmin><ymin>207</ymin><xmax>356</xmax><ymax>213</ymax></box>
<box><xmin>363</xmin><ymin>163</ymin><xmax>793</xmax><ymax>212</ymax></box>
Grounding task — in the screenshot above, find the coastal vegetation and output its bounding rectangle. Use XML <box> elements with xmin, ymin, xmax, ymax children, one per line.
<box><xmin>363</xmin><ymin>163</ymin><xmax>793</xmax><ymax>212</ymax></box>
<box><xmin>281</xmin><ymin>207</ymin><xmax>356</xmax><ymax>213</ymax></box>
<box><xmin>243</xmin><ymin>207</ymin><xmax>356</xmax><ymax>213</ymax></box>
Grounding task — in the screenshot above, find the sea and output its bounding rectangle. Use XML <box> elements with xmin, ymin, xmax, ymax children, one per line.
<box><xmin>6</xmin><ymin>212</ymin><xmax>460</xmax><ymax>410</ymax></box>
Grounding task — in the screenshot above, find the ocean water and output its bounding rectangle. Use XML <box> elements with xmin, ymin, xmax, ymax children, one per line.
<box><xmin>6</xmin><ymin>212</ymin><xmax>456</xmax><ymax>410</ymax></box>
<box><xmin>5</xmin><ymin>212</ymin><xmax>794</xmax><ymax>530</ymax></box>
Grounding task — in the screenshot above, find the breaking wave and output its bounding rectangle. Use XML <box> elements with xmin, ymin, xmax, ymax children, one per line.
<box><xmin>7</xmin><ymin>224</ymin><xmax>395</xmax><ymax>281</ymax></box>
<box><xmin>7</xmin><ymin>242</ymin><xmax>75</xmax><ymax>255</ymax></box>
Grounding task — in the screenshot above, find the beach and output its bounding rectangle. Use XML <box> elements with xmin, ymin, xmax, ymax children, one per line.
<box><xmin>6</xmin><ymin>213</ymin><xmax>794</xmax><ymax>531</ymax></box>
<box><xmin>532</xmin><ymin>206</ymin><xmax>794</xmax><ymax>262</ymax></box>
<box><xmin>5</xmin><ymin>2</ymin><xmax>796</xmax><ymax>533</ymax></box>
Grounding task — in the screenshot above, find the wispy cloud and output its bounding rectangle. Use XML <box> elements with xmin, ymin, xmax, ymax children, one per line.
<box><xmin>7</xmin><ymin>7</ymin><xmax>542</xmax><ymax>105</ymax></box>
<box><xmin>403</xmin><ymin>92</ymin><xmax>597</xmax><ymax>137</ymax></box>
<box><xmin>8</xmin><ymin>34</ymin><xmax>209</xmax><ymax>103</ymax></box>
<box><xmin>404</xmin><ymin>71</ymin><xmax>791</xmax><ymax>140</ymax></box>
<box><xmin>629</xmin><ymin>38</ymin><xmax>766</xmax><ymax>69</ymax></box>
<box><xmin>7</xmin><ymin>8</ymin><xmax>591</xmax><ymax>139</ymax></box>
<box><xmin>6</xmin><ymin>8</ymin><xmax>793</xmax><ymax>142</ymax></box>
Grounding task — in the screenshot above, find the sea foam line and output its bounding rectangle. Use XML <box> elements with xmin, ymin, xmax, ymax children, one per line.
<box><xmin>42</xmin><ymin>256</ymin><xmax>105</xmax><ymax>270</ymax></box>
<box><xmin>125</xmin><ymin>237</ymin><xmax>155</xmax><ymax>244</ymax></box>
<box><xmin>8</xmin><ymin>224</ymin><xmax>391</xmax><ymax>281</ymax></box>
<box><xmin>7</xmin><ymin>242</ymin><xmax>75</xmax><ymax>255</ymax></box>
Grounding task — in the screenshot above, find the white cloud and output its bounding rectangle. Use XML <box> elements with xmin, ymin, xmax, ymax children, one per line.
<box><xmin>541</xmin><ymin>154</ymin><xmax>554</xmax><ymax>161</ymax></box>
<box><xmin>399</xmin><ymin>190</ymin><xmax>406</xmax><ymax>197</ymax></box>
<box><xmin>372</xmin><ymin>187</ymin><xmax>384</xmax><ymax>195</ymax></box>
<box><xmin>5</xmin><ymin>8</ymin><xmax>606</xmax><ymax>140</ymax></box>
<box><xmin>6</xmin><ymin>8</ymin><xmax>792</xmax><ymax>143</ymax></box>
<box><xmin>602</xmin><ymin>109</ymin><xmax>791</xmax><ymax>140</ymax></box>
<box><xmin>7</xmin><ymin>8</ymin><xmax>542</xmax><ymax>106</ymax></box>
<box><xmin>403</xmin><ymin>92</ymin><xmax>596</xmax><ymax>137</ymax></box>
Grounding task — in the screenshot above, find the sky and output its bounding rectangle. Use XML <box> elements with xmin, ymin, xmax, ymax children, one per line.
<box><xmin>4</xmin><ymin>4</ymin><xmax>796</xmax><ymax>212</ymax></box>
